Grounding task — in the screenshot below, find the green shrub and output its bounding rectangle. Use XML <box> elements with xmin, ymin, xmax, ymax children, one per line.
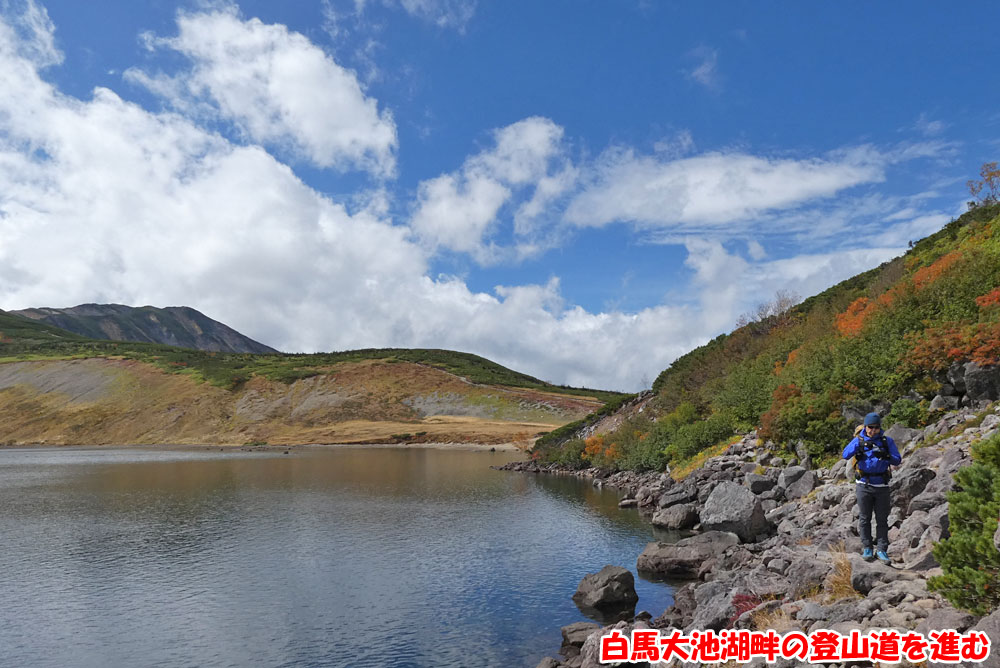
<box><xmin>710</xmin><ymin>356</ymin><xmax>777</xmax><ymax>430</ymax></box>
<box><xmin>667</xmin><ymin>413</ymin><xmax>734</xmax><ymax>461</ymax></box>
<box><xmin>928</xmin><ymin>433</ymin><xmax>1000</xmax><ymax>615</ymax></box>
<box><xmin>553</xmin><ymin>438</ymin><xmax>587</xmax><ymax>469</ymax></box>
<box><xmin>613</xmin><ymin>416</ymin><xmax>667</xmax><ymax>472</ymax></box>
<box><xmin>883</xmin><ymin>398</ymin><xmax>927</xmax><ymax>429</ymax></box>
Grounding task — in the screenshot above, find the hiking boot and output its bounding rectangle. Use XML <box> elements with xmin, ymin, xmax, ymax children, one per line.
<box><xmin>876</xmin><ymin>550</ymin><xmax>891</xmax><ymax>565</ymax></box>
<box><xmin>862</xmin><ymin>547</ymin><xmax>874</xmax><ymax>561</ymax></box>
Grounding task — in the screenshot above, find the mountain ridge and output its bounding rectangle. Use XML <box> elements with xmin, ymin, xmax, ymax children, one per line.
<box><xmin>11</xmin><ymin>303</ymin><xmax>278</xmax><ymax>354</ymax></box>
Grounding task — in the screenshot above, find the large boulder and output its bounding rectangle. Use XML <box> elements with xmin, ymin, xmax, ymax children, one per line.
<box><xmin>959</xmin><ymin>608</ymin><xmax>1000</xmax><ymax>668</ymax></box>
<box><xmin>701</xmin><ymin>481</ymin><xmax>775</xmax><ymax>542</ymax></box>
<box><xmin>579</xmin><ymin>620</ymin><xmax>652</xmax><ymax>668</ymax></box>
<box><xmin>931</xmin><ymin>394</ymin><xmax>961</xmax><ymax>412</ymax></box>
<box><xmin>964</xmin><ymin>361</ymin><xmax>1000</xmax><ymax>401</ymax></box>
<box><xmin>560</xmin><ymin>621</ymin><xmax>601</xmax><ymax>658</ymax></box>
<box><xmin>907</xmin><ymin>490</ymin><xmax>946</xmax><ymax>514</ymax></box>
<box><xmin>890</xmin><ymin>467</ymin><xmax>936</xmax><ymax>512</ymax></box>
<box><xmin>572</xmin><ymin>565</ymin><xmax>638</xmax><ymax>613</ymax></box>
<box><xmin>915</xmin><ymin>607</ymin><xmax>977</xmax><ymax>636</ymax></box>
<box><xmin>777</xmin><ymin>466</ymin><xmax>807</xmax><ymax>489</ymax></box>
<box><xmin>947</xmin><ymin>361</ymin><xmax>968</xmax><ymax>394</ymax></box>
<box><xmin>842</xmin><ymin>400</ymin><xmax>875</xmax><ymax>424</ymax></box>
<box><xmin>657</xmin><ymin>485</ymin><xmax>698</xmax><ymax>509</ymax></box>
<box><xmin>745</xmin><ymin>473</ymin><xmax>775</xmax><ymax>494</ymax></box>
<box><xmin>785</xmin><ymin>552</ymin><xmax>834</xmax><ymax>597</ymax></box>
<box><xmin>784</xmin><ymin>470</ymin><xmax>817</xmax><ymax>500</ymax></box>
<box><xmin>885</xmin><ymin>422</ymin><xmax>921</xmax><ymax>447</ymax></box>
<box><xmin>689</xmin><ymin>580</ymin><xmax>738</xmax><ymax>631</ymax></box>
<box><xmin>637</xmin><ymin>531</ymin><xmax>740</xmax><ymax>579</ymax></box>
<box><xmin>650</xmin><ymin>503</ymin><xmax>699</xmax><ymax>530</ymax></box>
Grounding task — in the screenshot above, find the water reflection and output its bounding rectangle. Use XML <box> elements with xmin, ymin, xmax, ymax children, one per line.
<box><xmin>0</xmin><ymin>447</ymin><xmax>673</xmax><ymax>667</ymax></box>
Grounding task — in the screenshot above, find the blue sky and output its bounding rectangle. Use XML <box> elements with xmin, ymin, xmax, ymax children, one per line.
<box><xmin>1</xmin><ymin>0</ymin><xmax>999</xmax><ymax>390</ymax></box>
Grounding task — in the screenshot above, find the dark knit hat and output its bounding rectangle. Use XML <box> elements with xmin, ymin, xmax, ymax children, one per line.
<box><xmin>864</xmin><ymin>412</ymin><xmax>882</xmax><ymax>427</ymax></box>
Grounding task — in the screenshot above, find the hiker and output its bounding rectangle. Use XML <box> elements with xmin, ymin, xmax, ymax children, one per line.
<box><xmin>842</xmin><ymin>412</ymin><xmax>901</xmax><ymax>564</ymax></box>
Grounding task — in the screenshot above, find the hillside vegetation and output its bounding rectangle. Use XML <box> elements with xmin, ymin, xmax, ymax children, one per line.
<box><xmin>532</xmin><ymin>196</ymin><xmax>1000</xmax><ymax>472</ymax></box>
<box><xmin>0</xmin><ymin>310</ymin><xmax>620</xmax><ymax>402</ymax></box>
<box><xmin>0</xmin><ymin>309</ymin><xmax>618</xmax><ymax>446</ymax></box>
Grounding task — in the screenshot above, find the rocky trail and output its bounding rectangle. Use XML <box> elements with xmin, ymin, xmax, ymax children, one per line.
<box><xmin>505</xmin><ymin>405</ymin><xmax>1000</xmax><ymax>668</ymax></box>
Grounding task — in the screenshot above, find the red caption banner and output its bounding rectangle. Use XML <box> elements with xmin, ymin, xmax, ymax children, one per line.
<box><xmin>600</xmin><ymin>628</ymin><xmax>991</xmax><ymax>664</ymax></box>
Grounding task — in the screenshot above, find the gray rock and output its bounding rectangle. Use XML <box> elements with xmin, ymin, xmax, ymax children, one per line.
<box><xmin>842</xmin><ymin>400</ymin><xmax>875</xmax><ymax>424</ymax></box>
<box><xmin>777</xmin><ymin>465</ymin><xmax>807</xmax><ymax>489</ymax></box>
<box><xmin>577</xmin><ymin>620</ymin><xmax>641</xmax><ymax>668</ymax></box>
<box><xmin>701</xmin><ymin>481</ymin><xmax>775</xmax><ymax>542</ymax></box>
<box><xmin>981</xmin><ymin>413</ymin><xmax>1000</xmax><ymax>432</ymax></box>
<box><xmin>650</xmin><ymin>503</ymin><xmax>699</xmax><ymax>530</ymax></box>
<box><xmin>915</xmin><ymin>607</ymin><xmax>977</xmax><ymax>636</ymax></box>
<box><xmin>561</xmin><ymin>621</ymin><xmax>601</xmax><ymax>652</ymax></box>
<box><xmin>784</xmin><ymin>470</ymin><xmax>817</xmax><ymax>500</ymax></box>
<box><xmin>766</xmin><ymin>558</ymin><xmax>789</xmax><ymax>574</ymax></box>
<box><xmin>947</xmin><ymin>361</ymin><xmax>968</xmax><ymax>394</ymax></box>
<box><xmin>636</xmin><ymin>531</ymin><xmax>740</xmax><ymax>579</ymax></box>
<box><xmin>849</xmin><ymin>555</ymin><xmax>899</xmax><ymax>595</ymax></box>
<box><xmin>959</xmin><ymin>608</ymin><xmax>1000</xmax><ymax>668</ymax></box>
<box><xmin>891</xmin><ymin>509</ymin><xmax>930</xmax><ymax>552</ymax></box>
<box><xmin>965</xmin><ymin>361</ymin><xmax>1000</xmax><ymax>401</ymax></box>
<box><xmin>689</xmin><ymin>580</ymin><xmax>738</xmax><ymax>632</ymax></box>
<box><xmin>795</xmin><ymin>441</ymin><xmax>812</xmax><ymax>469</ymax></box>
<box><xmin>657</xmin><ymin>485</ymin><xmax>698</xmax><ymax>509</ymax></box>
<box><xmin>931</xmin><ymin>394</ymin><xmax>961</xmax><ymax>412</ymax></box>
<box><xmin>796</xmin><ymin>601</ymin><xmax>828</xmax><ymax>621</ymax></box>
<box><xmin>908</xmin><ymin>490</ymin><xmax>947</xmax><ymax>514</ymax></box>
<box><xmin>745</xmin><ymin>473</ymin><xmax>775</xmax><ymax>494</ymax></box>
<box><xmin>534</xmin><ymin>658</ymin><xmax>561</xmax><ymax>668</ymax></box>
<box><xmin>785</xmin><ymin>554</ymin><xmax>834</xmax><ymax>597</ymax></box>
<box><xmin>572</xmin><ymin>565</ymin><xmax>638</xmax><ymax>611</ymax></box>
<box><xmin>891</xmin><ymin>467</ymin><xmax>936</xmax><ymax>513</ymax></box>
<box><xmin>816</xmin><ymin>484</ymin><xmax>852</xmax><ymax>509</ymax></box>
<box><xmin>885</xmin><ymin>422</ymin><xmax>921</xmax><ymax>446</ymax></box>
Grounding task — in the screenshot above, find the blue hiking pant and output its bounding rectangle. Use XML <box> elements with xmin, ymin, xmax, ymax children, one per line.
<box><xmin>856</xmin><ymin>483</ymin><xmax>891</xmax><ymax>551</ymax></box>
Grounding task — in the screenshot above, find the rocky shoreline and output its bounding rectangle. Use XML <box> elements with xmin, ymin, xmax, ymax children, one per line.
<box><xmin>502</xmin><ymin>405</ymin><xmax>1000</xmax><ymax>668</ymax></box>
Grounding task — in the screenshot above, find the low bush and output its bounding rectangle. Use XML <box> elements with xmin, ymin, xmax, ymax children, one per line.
<box><xmin>928</xmin><ymin>433</ymin><xmax>1000</xmax><ymax>615</ymax></box>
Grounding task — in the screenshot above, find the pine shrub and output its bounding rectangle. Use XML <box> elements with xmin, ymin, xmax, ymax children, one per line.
<box><xmin>928</xmin><ymin>433</ymin><xmax>1000</xmax><ymax>615</ymax></box>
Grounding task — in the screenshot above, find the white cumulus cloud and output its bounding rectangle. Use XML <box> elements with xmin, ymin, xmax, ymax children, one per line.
<box><xmin>125</xmin><ymin>5</ymin><xmax>397</xmax><ymax>177</ymax></box>
<box><xmin>410</xmin><ymin>116</ymin><xmax>576</xmax><ymax>263</ymax></box>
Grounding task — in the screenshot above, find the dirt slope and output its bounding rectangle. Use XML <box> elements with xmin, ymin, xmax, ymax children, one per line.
<box><xmin>0</xmin><ymin>358</ymin><xmax>602</xmax><ymax>446</ymax></box>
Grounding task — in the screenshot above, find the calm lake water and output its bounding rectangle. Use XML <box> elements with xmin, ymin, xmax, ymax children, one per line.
<box><xmin>0</xmin><ymin>446</ymin><xmax>674</xmax><ymax>668</ymax></box>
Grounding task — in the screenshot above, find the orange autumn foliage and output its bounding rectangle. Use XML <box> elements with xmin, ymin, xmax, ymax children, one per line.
<box><xmin>976</xmin><ymin>288</ymin><xmax>1000</xmax><ymax>309</ymax></box>
<box><xmin>835</xmin><ymin>297</ymin><xmax>878</xmax><ymax>337</ymax></box>
<box><xmin>906</xmin><ymin>322</ymin><xmax>1000</xmax><ymax>371</ymax></box>
<box><xmin>582</xmin><ymin>434</ymin><xmax>605</xmax><ymax>460</ymax></box>
<box><xmin>912</xmin><ymin>251</ymin><xmax>963</xmax><ymax>291</ymax></box>
<box><xmin>773</xmin><ymin>347</ymin><xmax>802</xmax><ymax>376</ymax></box>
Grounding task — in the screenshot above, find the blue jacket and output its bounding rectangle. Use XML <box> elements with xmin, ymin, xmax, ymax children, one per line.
<box><xmin>842</xmin><ymin>432</ymin><xmax>901</xmax><ymax>485</ymax></box>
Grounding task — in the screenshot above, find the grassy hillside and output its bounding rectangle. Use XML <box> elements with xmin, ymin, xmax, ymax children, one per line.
<box><xmin>0</xmin><ymin>308</ymin><xmax>619</xmax><ymax>445</ymax></box>
<box><xmin>533</xmin><ymin>200</ymin><xmax>1000</xmax><ymax>471</ymax></box>
<box><xmin>0</xmin><ymin>313</ymin><xmax>621</xmax><ymax>403</ymax></box>
<box><xmin>0</xmin><ymin>357</ymin><xmax>604</xmax><ymax>446</ymax></box>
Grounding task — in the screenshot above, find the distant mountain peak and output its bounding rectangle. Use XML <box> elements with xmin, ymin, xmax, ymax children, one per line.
<box><xmin>11</xmin><ymin>304</ymin><xmax>277</xmax><ymax>354</ymax></box>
